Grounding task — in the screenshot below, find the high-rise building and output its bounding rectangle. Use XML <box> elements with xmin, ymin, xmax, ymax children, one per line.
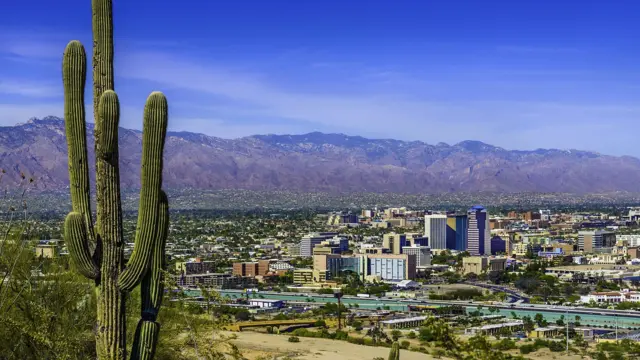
<box><xmin>299</xmin><ymin>232</ymin><xmax>339</xmax><ymax>257</ymax></box>
<box><xmin>446</xmin><ymin>214</ymin><xmax>468</xmax><ymax>251</ymax></box>
<box><xmin>402</xmin><ymin>246</ymin><xmax>431</xmax><ymax>267</ymax></box>
<box><xmin>366</xmin><ymin>254</ymin><xmax>416</xmax><ymax>281</ymax></box>
<box><xmin>313</xmin><ymin>253</ymin><xmax>416</xmax><ymax>281</ymax></box>
<box><xmin>383</xmin><ymin>233</ymin><xmax>408</xmax><ymax>254</ymax></box>
<box><xmin>467</xmin><ymin>206</ymin><xmax>491</xmax><ymax>255</ymax></box>
<box><xmin>424</xmin><ymin>214</ymin><xmax>447</xmax><ymax>250</ymax></box>
<box><xmin>490</xmin><ymin>236</ymin><xmax>506</xmax><ymax>255</ymax></box>
<box><xmin>578</xmin><ymin>230</ymin><xmax>616</xmax><ymax>252</ymax></box>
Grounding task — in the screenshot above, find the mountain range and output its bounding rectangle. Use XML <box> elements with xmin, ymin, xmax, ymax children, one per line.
<box><xmin>2</xmin><ymin>116</ymin><xmax>639</xmax><ymax>194</ymax></box>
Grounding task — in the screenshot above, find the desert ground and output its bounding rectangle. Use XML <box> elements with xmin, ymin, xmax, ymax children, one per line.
<box><xmin>228</xmin><ymin>332</ymin><xmax>437</xmax><ymax>360</ymax></box>
<box><xmin>227</xmin><ymin>331</ymin><xmax>590</xmax><ymax>360</ymax></box>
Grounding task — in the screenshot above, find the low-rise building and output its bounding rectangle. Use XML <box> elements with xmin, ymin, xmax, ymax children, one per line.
<box><xmin>462</xmin><ymin>256</ymin><xmax>507</xmax><ymax>275</ymax></box>
<box><xmin>248</xmin><ymin>299</ymin><xmax>284</xmax><ymax>309</ymax></box>
<box><xmin>380</xmin><ymin>316</ymin><xmax>429</xmax><ymax>329</ymax></box>
<box><xmin>464</xmin><ymin>320</ymin><xmax>524</xmax><ymax>336</ymax></box>
<box><xmin>293</xmin><ymin>269</ymin><xmax>314</xmax><ymax>284</ymax></box>
<box><xmin>579</xmin><ymin>289</ymin><xmax>640</xmax><ymax>303</ymax></box>
<box><xmin>176</xmin><ymin>273</ymin><xmax>257</xmax><ymax>289</ymax></box>
<box><xmin>175</xmin><ymin>259</ymin><xmax>217</xmax><ymax>275</ymax></box>
<box><xmin>35</xmin><ymin>240</ymin><xmax>61</xmax><ymax>258</ymax></box>
<box><xmin>529</xmin><ymin>327</ymin><xmax>562</xmax><ymax>338</ymax></box>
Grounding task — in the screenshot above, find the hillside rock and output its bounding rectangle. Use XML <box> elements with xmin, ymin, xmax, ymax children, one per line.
<box><xmin>1</xmin><ymin>117</ymin><xmax>639</xmax><ymax>194</ymax></box>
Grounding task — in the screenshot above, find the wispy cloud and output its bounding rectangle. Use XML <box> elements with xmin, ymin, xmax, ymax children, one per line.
<box><xmin>0</xmin><ymin>30</ymin><xmax>69</xmax><ymax>60</ymax></box>
<box><xmin>1</xmin><ymin>27</ymin><xmax>639</xmax><ymax>156</ymax></box>
<box><xmin>114</xmin><ymin>49</ymin><xmax>640</xmax><ymax>156</ymax></box>
<box><xmin>0</xmin><ymin>80</ymin><xmax>60</xmax><ymax>97</ymax></box>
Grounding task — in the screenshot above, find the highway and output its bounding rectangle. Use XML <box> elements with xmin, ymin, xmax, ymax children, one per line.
<box><xmin>187</xmin><ymin>289</ymin><xmax>640</xmax><ymax>328</ymax></box>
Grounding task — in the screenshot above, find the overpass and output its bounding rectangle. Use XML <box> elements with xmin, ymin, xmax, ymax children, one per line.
<box><xmin>225</xmin><ymin>319</ymin><xmax>337</xmax><ymax>332</ymax></box>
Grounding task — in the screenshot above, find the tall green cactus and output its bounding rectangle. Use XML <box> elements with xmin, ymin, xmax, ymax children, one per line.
<box><xmin>388</xmin><ymin>341</ymin><xmax>400</xmax><ymax>360</ymax></box>
<box><xmin>62</xmin><ymin>1</ymin><xmax>169</xmax><ymax>359</ymax></box>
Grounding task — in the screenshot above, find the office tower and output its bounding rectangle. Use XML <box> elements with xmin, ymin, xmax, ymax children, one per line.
<box><xmin>467</xmin><ymin>205</ymin><xmax>491</xmax><ymax>255</ymax></box>
<box><xmin>446</xmin><ymin>214</ymin><xmax>468</xmax><ymax>251</ymax></box>
<box><xmin>383</xmin><ymin>233</ymin><xmax>408</xmax><ymax>254</ymax></box>
<box><xmin>424</xmin><ymin>214</ymin><xmax>447</xmax><ymax>250</ymax></box>
<box><xmin>490</xmin><ymin>236</ymin><xmax>506</xmax><ymax>255</ymax></box>
<box><xmin>365</xmin><ymin>254</ymin><xmax>416</xmax><ymax>280</ymax></box>
<box><xmin>299</xmin><ymin>232</ymin><xmax>338</xmax><ymax>257</ymax></box>
<box><xmin>578</xmin><ymin>230</ymin><xmax>616</xmax><ymax>252</ymax></box>
<box><xmin>402</xmin><ymin>245</ymin><xmax>431</xmax><ymax>267</ymax></box>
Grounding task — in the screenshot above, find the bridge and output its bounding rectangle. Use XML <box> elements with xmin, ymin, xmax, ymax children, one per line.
<box><xmin>225</xmin><ymin>319</ymin><xmax>337</xmax><ymax>332</ymax></box>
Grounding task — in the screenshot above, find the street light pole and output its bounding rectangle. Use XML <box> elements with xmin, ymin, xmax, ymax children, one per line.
<box><xmin>566</xmin><ymin>310</ymin><xmax>569</xmax><ymax>355</ymax></box>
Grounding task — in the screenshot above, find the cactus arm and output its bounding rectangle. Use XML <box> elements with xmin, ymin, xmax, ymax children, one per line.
<box><xmin>388</xmin><ymin>342</ymin><xmax>400</xmax><ymax>360</ymax></box>
<box><xmin>96</xmin><ymin>90</ymin><xmax>124</xmax><ymax>247</ymax></box>
<box><xmin>63</xmin><ymin>40</ymin><xmax>99</xmax><ymax>278</ymax></box>
<box><xmin>118</xmin><ymin>92</ymin><xmax>168</xmax><ymax>291</ymax></box>
<box><xmin>131</xmin><ymin>190</ymin><xmax>168</xmax><ymax>360</ymax></box>
<box><xmin>141</xmin><ymin>190</ymin><xmax>169</xmax><ymax>316</ymax></box>
<box><xmin>63</xmin><ymin>41</ymin><xmax>95</xmax><ymax>240</ymax></box>
<box><xmin>64</xmin><ymin>212</ymin><xmax>99</xmax><ymax>279</ymax></box>
<box><xmin>131</xmin><ymin>321</ymin><xmax>160</xmax><ymax>360</ymax></box>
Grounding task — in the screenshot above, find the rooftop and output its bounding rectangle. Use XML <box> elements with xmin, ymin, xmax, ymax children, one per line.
<box><xmin>472</xmin><ymin>321</ymin><xmax>524</xmax><ymax>330</ymax></box>
<box><xmin>381</xmin><ymin>316</ymin><xmax>429</xmax><ymax>324</ymax></box>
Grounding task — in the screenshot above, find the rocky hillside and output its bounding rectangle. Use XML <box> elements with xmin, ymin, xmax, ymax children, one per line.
<box><xmin>2</xmin><ymin>116</ymin><xmax>639</xmax><ymax>194</ymax></box>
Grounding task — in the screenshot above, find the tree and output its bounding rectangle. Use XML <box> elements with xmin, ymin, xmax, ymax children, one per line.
<box><xmin>572</xmin><ymin>272</ymin><xmax>585</xmax><ymax>283</ymax></box>
<box><xmin>61</xmin><ymin>1</ymin><xmax>170</xmax><ymax>357</ymax></box>
<box><xmin>0</xmin><ymin>235</ymin><xmax>97</xmax><ymax>359</ymax></box>
<box><xmin>499</xmin><ymin>326</ymin><xmax>513</xmax><ymax>339</ymax></box>
<box><xmin>573</xmin><ymin>333</ymin><xmax>588</xmax><ymax>351</ymax></box>
<box><xmin>418</xmin><ymin>317</ymin><xmax>458</xmax><ymax>351</ymax></box>
<box><xmin>522</xmin><ymin>316</ymin><xmax>536</xmax><ymax>332</ymax></box>
<box><xmin>534</xmin><ymin>313</ymin><xmax>547</xmax><ymax>327</ymax></box>
<box><xmin>488</xmin><ymin>270</ymin><xmax>509</xmax><ymax>284</ymax></box>
<box><xmin>366</xmin><ymin>325</ymin><xmax>389</xmax><ymax>345</ymax></box>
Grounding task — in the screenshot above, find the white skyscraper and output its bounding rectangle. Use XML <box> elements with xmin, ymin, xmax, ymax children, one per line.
<box><xmin>424</xmin><ymin>214</ymin><xmax>447</xmax><ymax>249</ymax></box>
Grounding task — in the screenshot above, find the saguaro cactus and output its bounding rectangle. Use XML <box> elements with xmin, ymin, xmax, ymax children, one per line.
<box><xmin>388</xmin><ymin>341</ymin><xmax>400</xmax><ymax>360</ymax></box>
<box><xmin>62</xmin><ymin>1</ymin><xmax>169</xmax><ymax>359</ymax></box>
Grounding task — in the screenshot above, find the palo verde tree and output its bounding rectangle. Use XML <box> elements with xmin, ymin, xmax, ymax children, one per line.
<box><xmin>62</xmin><ymin>0</ymin><xmax>169</xmax><ymax>359</ymax></box>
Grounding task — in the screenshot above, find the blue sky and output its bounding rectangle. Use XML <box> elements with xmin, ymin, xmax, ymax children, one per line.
<box><xmin>1</xmin><ymin>0</ymin><xmax>640</xmax><ymax>155</ymax></box>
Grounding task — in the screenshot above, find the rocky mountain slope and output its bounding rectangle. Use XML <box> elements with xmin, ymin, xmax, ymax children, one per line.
<box><xmin>2</xmin><ymin>116</ymin><xmax>639</xmax><ymax>194</ymax></box>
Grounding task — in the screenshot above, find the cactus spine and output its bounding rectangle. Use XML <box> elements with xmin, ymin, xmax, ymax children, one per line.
<box><xmin>62</xmin><ymin>1</ymin><xmax>169</xmax><ymax>359</ymax></box>
<box><xmin>388</xmin><ymin>342</ymin><xmax>400</xmax><ymax>360</ymax></box>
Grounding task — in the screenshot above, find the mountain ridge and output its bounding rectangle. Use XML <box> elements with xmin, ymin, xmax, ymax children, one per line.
<box><xmin>1</xmin><ymin>116</ymin><xmax>639</xmax><ymax>194</ymax></box>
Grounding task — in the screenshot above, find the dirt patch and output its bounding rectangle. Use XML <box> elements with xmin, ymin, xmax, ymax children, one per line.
<box><xmin>227</xmin><ymin>331</ymin><xmax>438</xmax><ymax>360</ymax></box>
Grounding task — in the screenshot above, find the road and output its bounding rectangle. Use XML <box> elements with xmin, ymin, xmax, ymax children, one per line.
<box><xmin>462</xmin><ymin>281</ymin><xmax>530</xmax><ymax>303</ymax></box>
<box><xmin>203</xmin><ymin>289</ymin><xmax>640</xmax><ymax>322</ymax></box>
